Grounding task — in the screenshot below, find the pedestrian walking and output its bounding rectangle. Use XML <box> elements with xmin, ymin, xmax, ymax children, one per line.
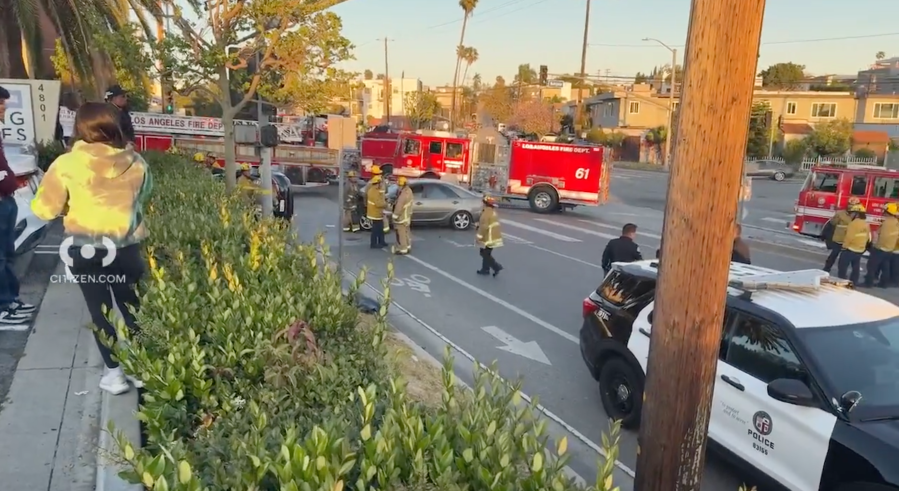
<box><xmin>105</xmin><ymin>85</ymin><xmax>135</xmax><ymax>143</ymax></box>
<box><xmin>476</xmin><ymin>195</ymin><xmax>504</xmax><ymax>276</ymax></box>
<box><xmin>864</xmin><ymin>202</ymin><xmax>899</xmax><ymax>288</ymax></box>
<box><xmin>822</xmin><ymin>198</ymin><xmax>857</xmax><ymax>273</ymax></box>
<box><xmin>0</xmin><ymin>86</ymin><xmax>36</xmax><ymax>325</ymax></box>
<box><xmin>31</xmin><ymin>102</ymin><xmax>152</xmax><ymax>395</ymax></box>
<box><xmin>837</xmin><ymin>203</ymin><xmax>870</xmax><ymax>285</ymax></box>
<box><xmin>342</xmin><ymin>170</ymin><xmax>360</xmax><ymax>233</ymax></box>
<box><xmin>732</xmin><ymin>224</ymin><xmax>751</xmax><ymax>264</ymax></box>
<box><xmin>366</xmin><ymin>171</ymin><xmax>388</xmax><ymax>249</ymax></box>
<box><xmin>392</xmin><ymin>176</ymin><xmax>413</xmax><ymax>254</ymax></box>
<box><xmin>601</xmin><ymin>223</ymin><xmax>643</xmax><ymax>275</ymax></box>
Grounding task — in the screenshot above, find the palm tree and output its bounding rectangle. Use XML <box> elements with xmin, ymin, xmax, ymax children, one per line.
<box><xmin>514</xmin><ymin>63</ymin><xmax>537</xmax><ymax>101</ymax></box>
<box><xmin>450</xmin><ymin>0</ymin><xmax>479</xmax><ymax>126</ymax></box>
<box><xmin>461</xmin><ymin>47</ymin><xmax>479</xmax><ymax>86</ymax></box>
<box><xmin>471</xmin><ymin>73</ymin><xmax>482</xmax><ymax>92</ymax></box>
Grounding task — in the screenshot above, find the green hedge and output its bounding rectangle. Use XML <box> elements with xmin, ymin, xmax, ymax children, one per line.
<box><xmin>110</xmin><ymin>152</ymin><xmax>624</xmax><ymax>490</ymax></box>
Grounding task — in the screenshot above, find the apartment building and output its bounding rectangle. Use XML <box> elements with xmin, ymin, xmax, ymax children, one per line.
<box><xmin>361</xmin><ymin>78</ymin><xmax>423</xmax><ymax>121</ymax></box>
<box><xmin>857</xmin><ymin>57</ymin><xmax>899</xmax><ymax>95</ymax></box>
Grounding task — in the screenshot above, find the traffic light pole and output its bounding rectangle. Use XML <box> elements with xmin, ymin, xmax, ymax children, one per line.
<box><xmin>633</xmin><ymin>1</ymin><xmax>766</xmax><ymax>490</ymax></box>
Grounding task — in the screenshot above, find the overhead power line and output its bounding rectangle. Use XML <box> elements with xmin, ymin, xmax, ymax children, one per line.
<box><xmin>589</xmin><ymin>31</ymin><xmax>899</xmax><ymax>48</ymax></box>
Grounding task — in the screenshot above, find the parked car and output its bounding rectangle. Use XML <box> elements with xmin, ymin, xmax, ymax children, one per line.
<box><xmin>357</xmin><ymin>178</ymin><xmax>483</xmax><ymax>231</ymax></box>
<box><xmin>580</xmin><ymin>259</ymin><xmax>899</xmax><ymax>491</ymax></box>
<box><xmin>212</xmin><ymin>168</ymin><xmax>293</xmax><ymax>221</ymax></box>
<box><xmin>745</xmin><ymin>159</ymin><xmax>797</xmax><ymax>181</ymax></box>
<box><xmin>6</xmin><ymin>147</ymin><xmax>49</xmax><ymax>255</ymax></box>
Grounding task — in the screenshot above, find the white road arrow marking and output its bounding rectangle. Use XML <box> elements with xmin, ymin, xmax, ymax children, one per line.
<box><xmin>481</xmin><ymin>325</ymin><xmax>551</xmax><ymax>365</ymax></box>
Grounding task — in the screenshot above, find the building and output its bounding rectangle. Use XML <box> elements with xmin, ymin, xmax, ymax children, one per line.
<box><xmin>857</xmin><ymin>57</ymin><xmax>899</xmax><ymax>95</ymax></box>
<box><xmin>361</xmin><ymin>78</ymin><xmax>424</xmax><ymax>122</ymax></box>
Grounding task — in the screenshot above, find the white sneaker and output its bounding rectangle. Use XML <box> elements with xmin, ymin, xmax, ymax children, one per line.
<box><xmin>99</xmin><ymin>367</ymin><xmax>130</xmax><ymax>395</ymax></box>
<box><xmin>125</xmin><ymin>375</ymin><xmax>144</xmax><ymax>389</ymax></box>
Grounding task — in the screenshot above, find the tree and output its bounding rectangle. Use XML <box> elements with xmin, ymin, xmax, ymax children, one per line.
<box><xmin>854</xmin><ymin>147</ymin><xmax>876</xmax><ymax>160</ymax></box>
<box><xmin>364</xmin><ymin>69</ymin><xmax>374</xmax><ymax>80</ymax></box>
<box><xmin>376</xmin><ymin>73</ymin><xmax>385</xmax><ymax>80</ymax></box>
<box><xmin>156</xmin><ymin>0</ymin><xmax>353</xmax><ymax>189</ymax></box>
<box><xmin>450</xmin><ymin>0</ymin><xmax>479</xmax><ymax>127</ymax></box>
<box><xmin>746</xmin><ymin>101</ymin><xmax>771</xmax><ymax>158</ymax></box>
<box><xmin>509</xmin><ymin>100</ymin><xmax>554</xmax><ymax>136</ymax></box>
<box><xmin>404</xmin><ymin>90</ymin><xmax>440</xmax><ymax>129</ymax></box>
<box><xmin>461</xmin><ymin>47</ymin><xmax>479</xmax><ymax>86</ymax></box>
<box><xmin>876</xmin><ymin>51</ymin><xmax>886</xmax><ymax>60</ymax></box>
<box><xmin>471</xmin><ymin>73</ymin><xmax>483</xmax><ymax>92</ymax></box>
<box><xmin>634</xmin><ymin>72</ymin><xmax>648</xmax><ymax>84</ymax></box>
<box><xmin>645</xmin><ymin>126</ymin><xmax>668</xmax><ymax>163</ymax></box>
<box><xmin>759</xmin><ymin>62</ymin><xmax>806</xmax><ymax>90</ymax></box>
<box><xmin>782</xmin><ymin>138</ymin><xmax>808</xmax><ymax>165</ymax></box>
<box><xmin>481</xmin><ymin>82</ymin><xmax>513</xmax><ymax>123</ymax></box>
<box><xmin>806</xmin><ymin>118</ymin><xmax>852</xmax><ymax>157</ymax></box>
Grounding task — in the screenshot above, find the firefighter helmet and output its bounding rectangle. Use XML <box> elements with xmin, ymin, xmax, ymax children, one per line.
<box><xmin>240</xmin><ymin>163</ymin><xmax>251</xmax><ymax>171</ymax></box>
<box><xmin>193</xmin><ymin>152</ymin><xmax>205</xmax><ymax>163</ymax></box>
<box><xmin>848</xmin><ymin>197</ymin><xmax>862</xmax><ymax>206</ymax></box>
<box><xmin>371</xmin><ymin>165</ymin><xmax>382</xmax><ymax>175</ymax></box>
<box><xmin>849</xmin><ymin>203</ymin><xmax>866</xmax><ymax>213</ymax></box>
<box><xmin>887</xmin><ymin>203</ymin><xmax>899</xmax><ymax>216</ymax></box>
<box><xmin>397</xmin><ymin>176</ymin><xmax>407</xmax><ymax>186</ymax></box>
<box><xmin>347</xmin><ymin>170</ymin><xmax>357</xmax><ymax>178</ymax></box>
<box><xmin>370</xmin><ymin>175</ymin><xmax>382</xmax><ymax>184</ymax></box>
<box><xmin>482</xmin><ymin>195</ymin><xmax>497</xmax><ymax>207</ymax></box>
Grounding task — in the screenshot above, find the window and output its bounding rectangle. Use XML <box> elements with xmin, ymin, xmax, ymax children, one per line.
<box><xmin>628</xmin><ymin>101</ymin><xmax>640</xmax><ymax>114</ymax></box>
<box><xmin>874</xmin><ymin>103</ymin><xmax>899</xmax><ymax>119</ymax></box>
<box><xmin>671</xmin><ymin>101</ymin><xmax>679</xmax><ymax>112</ymax></box>
<box><xmin>410</xmin><ymin>184</ymin><xmax>424</xmax><ymax>196</ymax></box>
<box><xmin>874</xmin><ymin>177</ymin><xmax>899</xmax><ymax>199</ymax></box>
<box><xmin>850</xmin><ymin>175</ymin><xmax>869</xmax><ymax>196</ymax></box>
<box><xmin>402</xmin><ymin>139</ymin><xmax>421</xmax><ymax>155</ymax></box>
<box><xmin>596</xmin><ymin>271</ymin><xmax>655</xmax><ymax>308</ymax></box>
<box><xmin>428</xmin><ymin>141</ymin><xmax>443</xmax><ymax>154</ymax></box>
<box><xmin>810</xmin><ymin>172</ymin><xmax>840</xmax><ymax>193</ymax></box>
<box><xmin>446</xmin><ymin>142</ymin><xmax>464</xmax><ymax>159</ymax></box>
<box><xmin>811</xmin><ymin>103</ymin><xmax>837</xmax><ymax>118</ymax></box>
<box><xmin>422</xmin><ymin>184</ymin><xmax>458</xmax><ymax>199</ymax></box>
<box><xmin>378</xmin><ymin>90</ymin><xmax>383</xmax><ymax>100</ymax></box>
<box><xmin>724</xmin><ymin>315</ymin><xmax>806</xmax><ymax>384</ymax></box>
<box><xmin>602</xmin><ymin>105</ymin><xmax>613</xmax><ymax>117</ymax></box>
<box><xmin>786</xmin><ymin>102</ymin><xmax>797</xmax><ymax>115</ymax></box>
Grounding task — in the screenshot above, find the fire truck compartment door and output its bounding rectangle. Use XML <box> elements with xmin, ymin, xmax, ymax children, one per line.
<box><xmin>425</xmin><ymin>140</ymin><xmax>443</xmax><ymax>172</ymax></box>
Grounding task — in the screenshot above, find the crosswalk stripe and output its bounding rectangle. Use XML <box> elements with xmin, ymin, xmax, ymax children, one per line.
<box><xmin>577</xmin><ymin>219</ymin><xmax>662</xmax><ymax>239</ymax></box>
<box><xmin>500</xmin><ymin>220</ymin><xmax>582</xmax><ymax>242</ymax></box>
<box><xmin>533</xmin><ymin>219</ymin><xmax>619</xmax><ymax>240</ymax></box>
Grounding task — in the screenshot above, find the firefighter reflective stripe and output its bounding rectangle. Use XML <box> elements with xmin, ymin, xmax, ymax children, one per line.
<box><xmin>393</xmin><ymin>187</ymin><xmax>414</xmax><ymax>225</ymax></box>
<box><xmin>829</xmin><ymin>210</ymin><xmax>852</xmax><ymax>244</ymax></box>
<box><xmin>366</xmin><ymin>185</ymin><xmax>386</xmax><ymax>219</ymax></box>
<box><xmin>476</xmin><ymin>208</ymin><xmax>503</xmax><ymax>248</ymax></box>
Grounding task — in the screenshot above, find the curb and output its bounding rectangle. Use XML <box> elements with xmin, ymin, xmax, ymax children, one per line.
<box><xmin>95</xmin><ymin>388</ymin><xmax>142</xmax><ymax>491</ymax></box>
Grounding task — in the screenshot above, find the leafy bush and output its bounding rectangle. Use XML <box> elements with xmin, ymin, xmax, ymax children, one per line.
<box><xmin>36</xmin><ymin>140</ymin><xmax>67</xmax><ymax>172</ymax></box>
<box><xmin>853</xmin><ymin>147</ymin><xmax>876</xmax><ymax>160</ymax></box>
<box><xmin>110</xmin><ymin>152</ymin><xmax>625</xmax><ymax>490</ymax></box>
<box><xmin>782</xmin><ymin>139</ymin><xmax>808</xmax><ymax>166</ymax></box>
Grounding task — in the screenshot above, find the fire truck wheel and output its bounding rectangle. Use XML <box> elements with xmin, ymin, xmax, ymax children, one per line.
<box><xmin>450</xmin><ymin>211</ymin><xmax>473</xmax><ymax>230</ymax></box>
<box><xmin>381</xmin><ymin>165</ymin><xmax>394</xmax><ymax>176</ymax></box>
<box><xmin>528</xmin><ymin>186</ymin><xmax>559</xmax><ymax>214</ymax></box>
<box><xmin>421</xmin><ymin>172</ymin><xmax>440</xmax><ymax>180</ymax></box>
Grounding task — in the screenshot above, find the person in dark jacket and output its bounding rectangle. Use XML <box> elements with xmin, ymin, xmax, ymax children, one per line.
<box><xmin>0</xmin><ymin>86</ymin><xmax>37</xmax><ymax>325</ymax></box>
<box><xmin>105</xmin><ymin>85</ymin><xmax>135</xmax><ymax>143</ymax></box>
<box><xmin>732</xmin><ymin>224</ymin><xmax>751</xmax><ymax>264</ymax></box>
<box><xmin>602</xmin><ymin>223</ymin><xmax>643</xmax><ymax>274</ymax></box>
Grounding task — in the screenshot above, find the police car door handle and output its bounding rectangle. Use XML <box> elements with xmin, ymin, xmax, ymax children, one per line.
<box><xmin>721</xmin><ymin>375</ymin><xmax>745</xmax><ymax>391</ymax></box>
<box><xmin>452</xmin><ymin>200</ymin><xmax>460</xmax><ymax>204</ymax></box>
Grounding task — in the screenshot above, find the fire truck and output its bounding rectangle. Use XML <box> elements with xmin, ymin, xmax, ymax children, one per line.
<box><xmin>359</xmin><ymin>129</ymin><xmax>472</xmax><ymax>182</ymax></box>
<box><xmin>470</xmin><ymin>140</ymin><xmax>611</xmax><ymax>213</ymax></box>
<box><xmin>792</xmin><ymin>164</ymin><xmax>899</xmax><ymax>236</ymax></box>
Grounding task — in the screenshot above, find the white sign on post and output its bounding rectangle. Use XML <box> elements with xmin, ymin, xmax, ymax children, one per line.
<box><xmin>1</xmin><ymin>84</ymin><xmax>35</xmax><ymax>145</ymax></box>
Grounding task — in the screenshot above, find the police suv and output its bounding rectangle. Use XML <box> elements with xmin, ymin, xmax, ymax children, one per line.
<box><xmin>580</xmin><ymin>260</ymin><xmax>899</xmax><ymax>491</ymax></box>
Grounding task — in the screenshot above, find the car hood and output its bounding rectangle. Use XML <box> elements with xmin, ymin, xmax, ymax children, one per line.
<box><xmin>854</xmin><ymin>417</ymin><xmax>899</xmax><ymax>446</ymax></box>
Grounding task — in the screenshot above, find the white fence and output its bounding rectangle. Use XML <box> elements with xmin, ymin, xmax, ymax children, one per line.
<box><xmin>748</xmin><ymin>156</ymin><xmax>879</xmax><ymax>171</ymax></box>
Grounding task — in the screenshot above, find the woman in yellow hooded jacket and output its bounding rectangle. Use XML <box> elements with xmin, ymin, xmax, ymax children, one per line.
<box><xmin>32</xmin><ymin>102</ymin><xmax>152</xmax><ymax>396</ymax></box>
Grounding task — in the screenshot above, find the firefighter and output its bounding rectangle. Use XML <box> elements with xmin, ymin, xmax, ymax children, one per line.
<box><xmin>837</xmin><ymin>203</ymin><xmax>871</xmax><ymax>285</ymax></box>
<box><xmin>343</xmin><ymin>170</ymin><xmax>361</xmax><ymax>232</ymax></box>
<box><xmin>366</xmin><ymin>171</ymin><xmax>388</xmax><ymax>249</ymax></box>
<box><xmin>601</xmin><ymin>223</ymin><xmax>642</xmax><ymax>275</ymax></box>
<box><xmin>822</xmin><ymin>197</ymin><xmax>858</xmax><ymax>273</ymax></box>
<box><xmin>476</xmin><ymin>195</ymin><xmax>504</xmax><ymax>276</ymax></box>
<box><xmin>865</xmin><ymin>202</ymin><xmax>899</xmax><ymax>288</ymax></box>
<box><xmin>392</xmin><ymin>176</ymin><xmax>413</xmax><ymax>255</ymax></box>
<box><xmin>193</xmin><ymin>152</ymin><xmax>205</xmax><ymax>165</ymax></box>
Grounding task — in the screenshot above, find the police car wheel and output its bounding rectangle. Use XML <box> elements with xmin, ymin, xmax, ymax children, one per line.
<box><xmin>599</xmin><ymin>357</ymin><xmax>643</xmax><ymax>429</ymax></box>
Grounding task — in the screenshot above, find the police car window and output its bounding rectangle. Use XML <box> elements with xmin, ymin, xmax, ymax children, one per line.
<box><xmin>597</xmin><ymin>271</ymin><xmax>654</xmax><ymax>308</ymax></box>
<box><xmin>403</xmin><ymin>139</ymin><xmax>421</xmax><ymax>155</ymax></box>
<box><xmin>873</xmin><ymin>177</ymin><xmax>899</xmax><ymax>199</ymax></box>
<box><xmin>446</xmin><ymin>142</ymin><xmax>464</xmax><ymax>159</ymax></box>
<box><xmin>725</xmin><ymin>314</ymin><xmax>806</xmax><ymax>384</ymax></box>
<box><xmin>849</xmin><ymin>175</ymin><xmax>869</xmax><ymax>196</ymax></box>
<box><xmin>423</xmin><ymin>184</ymin><xmax>458</xmax><ymax>199</ymax></box>
<box><xmin>428</xmin><ymin>141</ymin><xmax>443</xmax><ymax>154</ymax></box>
<box><xmin>810</xmin><ymin>172</ymin><xmax>839</xmax><ymax>193</ymax></box>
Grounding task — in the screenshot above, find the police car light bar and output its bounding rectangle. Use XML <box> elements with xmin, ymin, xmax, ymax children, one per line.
<box><xmin>728</xmin><ymin>269</ymin><xmax>848</xmax><ymax>293</ymax></box>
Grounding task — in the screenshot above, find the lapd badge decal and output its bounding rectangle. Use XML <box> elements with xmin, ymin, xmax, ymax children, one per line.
<box><xmin>753</xmin><ymin>411</ymin><xmax>773</xmax><ymax>436</ymax></box>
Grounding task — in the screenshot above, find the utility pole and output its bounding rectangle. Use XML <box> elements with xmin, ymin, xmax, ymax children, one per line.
<box><xmin>256</xmin><ymin>51</ymin><xmax>264</xmax><ymax>122</ymax></box>
<box><xmin>643</xmin><ymin>38</ymin><xmax>678</xmax><ymax>168</ymax></box>
<box><xmin>377</xmin><ymin>37</ymin><xmax>394</xmax><ymax>126</ymax></box>
<box><xmin>633</xmin><ymin>1</ymin><xmax>765</xmax><ymax>491</ymax></box>
<box><xmin>574</xmin><ymin>0</ymin><xmax>591</xmax><ymax>136</ymax></box>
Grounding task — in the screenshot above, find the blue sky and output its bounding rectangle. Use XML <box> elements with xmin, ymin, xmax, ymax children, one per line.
<box><xmin>331</xmin><ymin>0</ymin><xmax>899</xmax><ymax>87</ymax></box>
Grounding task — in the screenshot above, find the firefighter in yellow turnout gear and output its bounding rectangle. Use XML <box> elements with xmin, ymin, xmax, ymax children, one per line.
<box><xmin>837</xmin><ymin>202</ymin><xmax>871</xmax><ymax>285</ymax></box>
<box><xmin>823</xmin><ymin>197</ymin><xmax>859</xmax><ymax>273</ymax></box>
<box><xmin>476</xmin><ymin>195</ymin><xmax>504</xmax><ymax>277</ymax></box>
<box><xmin>343</xmin><ymin>171</ymin><xmax>361</xmax><ymax>232</ymax></box>
<box><xmin>366</xmin><ymin>170</ymin><xmax>388</xmax><ymax>249</ymax></box>
<box><xmin>392</xmin><ymin>176</ymin><xmax>413</xmax><ymax>254</ymax></box>
<box><xmin>865</xmin><ymin>202</ymin><xmax>899</xmax><ymax>287</ymax></box>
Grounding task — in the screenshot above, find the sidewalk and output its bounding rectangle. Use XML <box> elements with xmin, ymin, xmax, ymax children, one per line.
<box><xmin>0</xmin><ymin>263</ymin><xmax>140</xmax><ymax>491</ymax></box>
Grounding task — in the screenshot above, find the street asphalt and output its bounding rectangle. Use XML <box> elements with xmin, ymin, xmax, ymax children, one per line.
<box><xmin>291</xmin><ymin>172</ymin><xmax>885</xmax><ymax>491</ymax></box>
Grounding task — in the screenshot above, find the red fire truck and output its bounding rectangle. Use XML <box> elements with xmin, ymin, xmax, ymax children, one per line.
<box><xmin>471</xmin><ymin>140</ymin><xmax>611</xmax><ymax>213</ymax></box>
<box><xmin>792</xmin><ymin>164</ymin><xmax>899</xmax><ymax>236</ymax></box>
<box><xmin>359</xmin><ymin>129</ymin><xmax>472</xmax><ymax>182</ymax></box>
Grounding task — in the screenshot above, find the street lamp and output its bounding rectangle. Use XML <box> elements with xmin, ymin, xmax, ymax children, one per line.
<box><xmin>643</xmin><ymin>37</ymin><xmax>677</xmax><ymax>168</ymax></box>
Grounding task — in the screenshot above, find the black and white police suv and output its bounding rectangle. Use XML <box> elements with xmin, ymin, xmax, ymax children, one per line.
<box><xmin>580</xmin><ymin>260</ymin><xmax>899</xmax><ymax>491</ymax></box>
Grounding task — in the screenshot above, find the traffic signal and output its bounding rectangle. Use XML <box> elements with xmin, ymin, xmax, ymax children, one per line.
<box><xmin>539</xmin><ymin>65</ymin><xmax>548</xmax><ymax>86</ymax></box>
<box><xmin>164</xmin><ymin>91</ymin><xmax>175</xmax><ymax>114</ymax></box>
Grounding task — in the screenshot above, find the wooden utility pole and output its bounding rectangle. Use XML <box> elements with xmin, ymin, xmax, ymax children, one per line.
<box><xmin>633</xmin><ymin>0</ymin><xmax>766</xmax><ymax>490</ymax></box>
<box><xmin>377</xmin><ymin>37</ymin><xmax>393</xmax><ymax>126</ymax></box>
<box><xmin>573</xmin><ymin>0</ymin><xmax>591</xmax><ymax>134</ymax></box>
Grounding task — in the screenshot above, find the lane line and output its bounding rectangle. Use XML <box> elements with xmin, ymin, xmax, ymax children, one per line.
<box><xmin>501</xmin><ymin>220</ymin><xmax>582</xmax><ymax>242</ymax></box>
<box><xmin>577</xmin><ymin>219</ymin><xmax>663</xmax><ymax>240</ymax></box>
<box><xmin>503</xmin><ymin>233</ymin><xmax>533</xmax><ymax>245</ymax></box>
<box><xmin>526</xmin><ymin>243</ymin><xmax>605</xmax><ymax>270</ymax></box>
<box><xmin>761</xmin><ymin>217</ymin><xmax>788</xmax><ymax>224</ymax></box>
<box><xmin>534</xmin><ymin>219</ymin><xmax>619</xmax><ymax>240</ymax></box>
<box><xmin>340</xmin><ymin>265</ymin><xmax>637</xmax><ymax>478</ymax></box>
<box><xmin>406</xmin><ymin>254</ymin><xmax>580</xmax><ymax>344</ymax></box>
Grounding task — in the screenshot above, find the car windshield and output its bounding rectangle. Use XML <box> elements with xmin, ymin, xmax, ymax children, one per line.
<box><xmin>797</xmin><ymin>317</ymin><xmax>899</xmax><ymax>419</ymax></box>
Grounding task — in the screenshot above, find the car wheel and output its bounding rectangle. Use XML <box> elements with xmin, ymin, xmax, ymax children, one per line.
<box><xmin>599</xmin><ymin>356</ymin><xmax>644</xmax><ymax>430</ymax></box>
<box><xmin>773</xmin><ymin>171</ymin><xmax>785</xmax><ymax>181</ymax></box>
<box><xmin>451</xmin><ymin>211</ymin><xmax>473</xmax><ymax>230</ymax></box>
<box><xmin>360</xmin><ymin>216</ymin><xmax>372</xmax><ymax>230</ymax></box>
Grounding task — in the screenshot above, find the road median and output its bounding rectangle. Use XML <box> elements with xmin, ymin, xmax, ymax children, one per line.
<box><xmin>108</xmin><ymin>151</ymin><xmax>627</xmax><ymax>490</ymax></box>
